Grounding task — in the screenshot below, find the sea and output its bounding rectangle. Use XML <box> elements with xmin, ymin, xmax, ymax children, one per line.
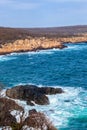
<box><xmin>0</xmin><ymin>43</ymin><xmax>87</xmax><ymax>130</ymax></box>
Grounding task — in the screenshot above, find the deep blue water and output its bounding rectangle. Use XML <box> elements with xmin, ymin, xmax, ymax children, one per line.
<box><xmin>0</xmin><ymin>43</ymin><xmax>87</xmax><ymax>129</ymax></box>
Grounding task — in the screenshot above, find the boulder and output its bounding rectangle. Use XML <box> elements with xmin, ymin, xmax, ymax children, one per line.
<box><xmin>38</xmin><ymin>87</ymin><xmax>64</xmax><ymax>95</ymax></box>
<box><xmin>6</xmin><ymin>85</ymin><xmax>49</xmax><ymax>105</ymax></box>
<box><xmin>58</xmin><ymin>44</ymin><xmax>67</xmax><ymax>49</ymax></box>
<box><xmin>0</xmin><ymin>98</ymin><xmax>23</xmax><ymax>111</ymax></box>
<box><xmin>24</xmin><ymin>109</ymin><xmax>57</xmax><ymax>130</ymax></box>
<box><xmin>0</xmin><ymin>98</ymin><xmax>23</xmax><ymax>126</ymax></box>
<box><xmin>0</xmin><ymin>96</ymin><xmax>58</xmax><ymax>129</ymax></box>
<box><xmin>6</xmin><ymin>85</ymin><xmax>64</xmax><ymax>105</ymax></box>
<box><xmin>0</xmin><ymin>111</ymin><xmax>16</xmax><ymax>126</ymax></box>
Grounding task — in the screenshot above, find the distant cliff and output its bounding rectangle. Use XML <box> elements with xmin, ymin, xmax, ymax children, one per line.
<box><xmin>0</xmin><ymin>37</ymin><xmax>64</xmax><ymax>55</ymax></box>
<box><xmin>57</xmin><ymin>34</ymin><xmax>87</xmax><ymax>43</ymax></box>
<box><xmin>0</xmin><ymin>26</ymin><xmax>87</xmax><ymax>55</ymax></box>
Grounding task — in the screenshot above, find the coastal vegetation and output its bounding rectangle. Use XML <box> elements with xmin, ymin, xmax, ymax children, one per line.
<box><xmin>1</xmin><ymin>25</ymin><xmax>87</xmax><ymax>44</ymax></box>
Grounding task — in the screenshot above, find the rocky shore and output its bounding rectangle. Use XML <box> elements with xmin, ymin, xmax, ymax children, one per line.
<box><xmin>0</xmin><ymin>26</ymin><xmax>87</xmax><ymax>55</ymax></box>
<box><xmin>0</xmin><ymin>84</ymin><xmax>64</xmax><ymax>130</ymax></box>
<box><xmin>0</xmin><ymin>37</ymin><xmax>66</xmax><ymax>55</ymax></box>
<box><xmin>0</xmin><ymin>34</ymin><xmax>87</xmax><ymax>55</ymax></box>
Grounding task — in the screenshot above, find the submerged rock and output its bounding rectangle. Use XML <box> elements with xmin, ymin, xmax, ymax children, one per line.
<box><xmin>6</xmin><ymin>85</ymin><xmax>64</xmax><ymax>105</ymax></box>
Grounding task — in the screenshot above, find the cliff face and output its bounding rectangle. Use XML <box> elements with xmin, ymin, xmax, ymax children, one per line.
<box><xmin>57</xmin><ymin>34</ymin><xmax>87</xmax><ymax>43</ymax></box>
<box><xmin>0</xmin><ymin>34</ymin><xmax>87</xmax><ymax>55</ymax></box>
<box><xmin>0</xmin><ymin>37</ymin><xmax>64</xmax><ymax>55</ymax></box>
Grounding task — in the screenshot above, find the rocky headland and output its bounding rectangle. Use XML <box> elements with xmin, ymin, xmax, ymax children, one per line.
<box><xmin>0</xmin><ymin>37</ymin><xmax>65</xmax><ymax>55</ymax></box>
<box><xmin>0</xmin><ymin>25</ymin><xmax>87</xmax><ymax>55</ymax></box>
<box><xmin>0</xmin><ymin>84</ymin><xmax>64</xmax><ymax>130</ymax></box>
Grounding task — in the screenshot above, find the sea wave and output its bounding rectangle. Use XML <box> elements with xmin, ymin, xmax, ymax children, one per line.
<box><xmin>64</xmin><ymin>43</ymin><xmax>87</xmax><ymax>51</ymax></box>
<box><xmin>0</xmin><ymin>43</ymin><xmax>87</xmax><ymax>59</ymax></box>
<box><xmin>0</xmin><ymin>55</ymin><xmax>17</xmax><ymax>62</ymax></box>
<box><xmin>9</xmin><ymin>85</ymin><xmax>87</xmax><ymax>129</ymax></box>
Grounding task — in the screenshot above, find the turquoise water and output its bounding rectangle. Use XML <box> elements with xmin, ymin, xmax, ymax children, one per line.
<box><xmin>0</xmin><ymin>43</ymin><xmax>87</xmax><ymax>129</ymax></box>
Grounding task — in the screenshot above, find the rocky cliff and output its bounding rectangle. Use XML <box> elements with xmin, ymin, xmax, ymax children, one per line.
<box><xmin>0</xmin><ymin>26</ymin><xmax>87</xmax><ymax>55</ymax></box>
<box><xmin>57</xmin><ymin>34</ymin><xmax>87</xmax><ymax>43</ymax></box>
<box><xmin>0</xmin><ymin>34</ymin><xmax>87</xmax><ymax>55</ymax></box>
<box><xmin>0</xmin><ymin>37</ymin><xmax>65</xmax><ymax>55</ymax></box>
<box><xmin>0</xmin><ymin>85</ymin><xmax>61</xmax><ymax>129</ymax></box>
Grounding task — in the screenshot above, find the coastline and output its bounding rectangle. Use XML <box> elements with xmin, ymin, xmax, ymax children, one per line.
<box><xmin>0</xmin><ymin>26</ymin><xmax>87</xmax><ymax>55</ymax></box>
<box><xmin>0</xmin><ymin>37</ymin><xmax>66</xmax><ymax>55</ymax></box>
<box><xmin>0</xmin><ymin>35</ymin><xmax>87</xmax><ymax>55</ymax></box>
<box><xmin>0</xmin><ymin>41</ymin><xmax>87</xmax><ymax>129</ymax></box>
<box><xmin>0</xmin><ymin>84</ymin><xmax>63</xmax><ymax>129</ymax></box>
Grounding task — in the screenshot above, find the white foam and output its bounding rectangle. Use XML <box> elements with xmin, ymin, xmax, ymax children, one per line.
<box><xmin>11</xmin><ymin>110</ymin><xmax>23</xmax><ymax>123</ymax></box>
<box><xmin>1</xmin><ymin>86</ymin><xmax>87</xmax><ymax>129</ymax></box>
<box><xmin>0</xmin><ymin>126</ymin><xmax>12</xmax><ymax>130</ymax></box>
<box><xmin>64</xmin><ymin>43</ymin><xmax>87</xmax><ymax>51</ymax></box>
<box><xmin>10</xmin><ymin>109</ymin><xmax>29</xmax><ymax>123</ymax></box>
<box><xmin>13</xmin><ymin>82</ymin><xmax>37</xmax><ymax>87</ymax></box>
<box><xmin>10</xmin><ymin>52</ymin><xmax>23</xmax><ymax>56</ymax></box>
<box><xmin>0</xmin><ymin>89</ymin><xmax>6</xmax><ymax>97</ymax></box>
<box><xmin>0</xmin><ymin>55</ymin><xmax>16</xmax><ymax>62</ymax></box>
<box><xmin>27</xmin><ymin>50</ymin><xmax>54</xmax><ymax>55</ymax></box>
<box><xmin>22</xmin><ymin>126</ymin><xmax>36</xmax><ymax>130</ymax></box>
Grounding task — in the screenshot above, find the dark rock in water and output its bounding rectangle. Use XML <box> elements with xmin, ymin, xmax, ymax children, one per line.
<box><xmin>58</xmin><ymin>44</ymin><xmax>67</xmax><ymax>49</ymax></box>
<box><xmin>38</xmin><ymin>87</ymin><xmax>64</xmax><ymax>95</ymax></box>
<box><xmin>0</xmin><ymin>98</ymin><xmax>23</xmax><ymax>126</ymax></box>
<box><xmin>27</xmin><ymin>92</ymin><xmax>49</xmax><ymax>105</ymax></box>
<box><xmin>6</xmin><ymin>85</ymin><xmax>64</xmax><ymax>105</ymax></box>
<box><xmin>24</xmin><ymin>109</ymin><xmax>57</xmax><ymax>130</ymax></box>
<box><xmin>6</xmin><ymin>85</ymin><xmax>49</xmax><ymax>105</ymax></box>
<box><xmin>0</xmin><ymin>96</ymin><xmax>57</xmax><ymax>129</ymax></box>
<box><xmin>29</xmin><ymin>109</ymin><xmax>37</xmax><ymax>115</ymax></box>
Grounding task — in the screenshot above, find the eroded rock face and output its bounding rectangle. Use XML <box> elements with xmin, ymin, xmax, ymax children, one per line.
<box><xmin>0</xmin><ymin>109</ymin><xmax>57</xmax><ymax>130</ymax></box>
<box><xmin>0</xmin><ymin>37</ymin><xmax>66</xmax><ymax>55</ymax></box>
<box><xmin>24</xmin><ymin>109</ymin><xmax>57</xmax><ymax>130</ymax></box>
<box><xmin>0</xmin><ymin>111</ymin><xmax>16</xmax><ymax>126</ymax></box>
<box><xmin>0</xmin><ymin>98</ymin><xmax>23</xmax><ymax>111</ymax></box>
<box><xmin>0</xmin><ymin>85</ymin><xmax>59</xmax><ymax>129</ymax></box>
<box><xmin>6</xmin><ymin>85</ymin><xmax>64</xmax><ymax>105</ymax></box>
<box><xmin>0</xmin><ymin>98</ymin><xmax>23</xmax><ymax>126</ymax></box>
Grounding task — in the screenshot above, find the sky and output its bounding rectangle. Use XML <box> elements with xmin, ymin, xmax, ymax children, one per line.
<box><xmin>0</xmin><ymin>0</ymin><xmax>87</xmax><ymax>27</ymax></box>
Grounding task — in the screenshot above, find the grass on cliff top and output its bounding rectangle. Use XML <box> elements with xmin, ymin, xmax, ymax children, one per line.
<box><xmin>0</xmin><ymin>25</ymin><xmax>87</xmax><ymax>44</ymax></box>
